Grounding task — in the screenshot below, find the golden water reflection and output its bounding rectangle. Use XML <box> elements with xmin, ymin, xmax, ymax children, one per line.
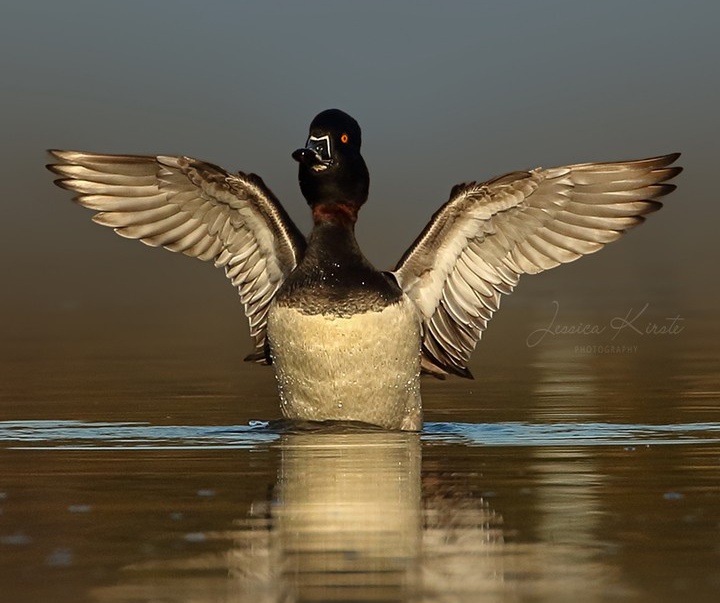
<box><xmin>87</xmin><ymin>430</ymin><xmax>651</xmax><ymax>602</ymax></box>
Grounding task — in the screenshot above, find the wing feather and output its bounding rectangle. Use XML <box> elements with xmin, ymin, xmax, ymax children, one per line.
<box><xmin>48</xmin><ymin>150</ymin><xmax>306</xmax><ymax>361</ymax></box>
<box><xmin>394</xmin><ymin>153</ymin><xmax>681</xmax><ymax>378</ymax></box>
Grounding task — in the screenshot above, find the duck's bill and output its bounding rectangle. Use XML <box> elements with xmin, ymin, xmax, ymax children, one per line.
<box><xmin>292</xmin><ymin>134</ymin><xmax>333</xmax><ymax>171</ymax></box>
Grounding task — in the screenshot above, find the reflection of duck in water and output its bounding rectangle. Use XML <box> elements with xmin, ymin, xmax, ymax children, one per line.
<box><xmin>232</xmin><ymin>431</ymin><xmax>507</xmax><ymax>601</ymax></box>
<box><xmin>252</xmin><ymin>431</ymin><xmax>425</xmax><ymax>601</ymax></box>
<box><xmin>49</xmin><ymin>110</ymin><xmax>681</xmax><ymax>429</ymax></box>
<box><xmin>91</xmin><ymin>431</ymin><xmax>505</xmax><ymax>602</ymax></box>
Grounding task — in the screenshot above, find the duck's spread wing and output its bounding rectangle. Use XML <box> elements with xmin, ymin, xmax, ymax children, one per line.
<box><xmin>393</xmin><ymin>153</ymin><xmax>682</xmax><ymax>379</ymax></box>
<box><xmin>48</xmin><ymin>150</ymin><xmax>306</xmax><ymax>362</ymax></box>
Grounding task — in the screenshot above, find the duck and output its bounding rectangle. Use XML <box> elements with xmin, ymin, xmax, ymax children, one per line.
<box><xmin>47</xmin><ymin>109</ymin><xmax>682</xmax><ymax>431</ymax></box>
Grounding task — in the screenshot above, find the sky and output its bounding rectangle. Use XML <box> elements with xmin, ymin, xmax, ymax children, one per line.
<box><xmin>1</xmin><ymin>0</ymin><xmax>718</xmax><ymax>332</ymax></box>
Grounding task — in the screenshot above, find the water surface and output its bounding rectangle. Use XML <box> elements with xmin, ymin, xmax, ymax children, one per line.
<box><xmin>1</xmin><ymin>303</ymin><xmax>719</xmax><ymax>602</ymax></box>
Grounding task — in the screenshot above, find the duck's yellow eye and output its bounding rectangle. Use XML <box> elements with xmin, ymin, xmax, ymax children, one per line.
<box><xmin>340</xmin><ymin>133</ymin><xmax>349</xmax><ymax>144</ymax></box>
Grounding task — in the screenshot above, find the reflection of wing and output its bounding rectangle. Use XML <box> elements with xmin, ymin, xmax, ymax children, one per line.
<box><xmin>394</xmin><ymin>153</ymin><xmax>682</xmax><ymax>378</ymax></box>
<box><xmin>48</xmin><ymin>150</ymin><xmax>306</xmax><ymax>362</ymax></box>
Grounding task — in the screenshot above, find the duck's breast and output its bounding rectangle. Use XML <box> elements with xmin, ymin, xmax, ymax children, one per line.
<box><xmin>267</xmin><ymin>296</ymin><xmax>423</xmax><ymax>430</ymax></box>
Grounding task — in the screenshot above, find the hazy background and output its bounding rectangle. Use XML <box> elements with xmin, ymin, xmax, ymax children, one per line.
<box><xmin>1</xmin><ymin>1</ymin><xmax>718</xmax><ymax>402</ymax></box>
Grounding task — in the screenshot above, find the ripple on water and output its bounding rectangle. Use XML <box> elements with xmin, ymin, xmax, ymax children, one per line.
<box><xmin>0</xmin><ymin>420</ymin><xmax>719</xmax><ymax>450</ymax></box>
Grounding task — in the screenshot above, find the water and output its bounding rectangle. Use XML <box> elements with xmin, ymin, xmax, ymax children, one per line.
<box><xmin>1</xmin><ymin>301</ymin><xmax>719</xmax><ymax>602</ymax></box>
<box><xmin>2</xmin><ymin>421</ymin><xmax>719</xmax><ymax>602</ymax></box>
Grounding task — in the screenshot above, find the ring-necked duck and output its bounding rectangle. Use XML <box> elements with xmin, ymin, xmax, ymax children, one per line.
<box><xmin>48</xmin><ymin>109</ymin><xmax>681</xmax><ymax>430</ymax></box>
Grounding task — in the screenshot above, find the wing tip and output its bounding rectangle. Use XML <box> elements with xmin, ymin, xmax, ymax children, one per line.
<box><xmin>642</xmin><ymin>200</ymin><xmax>663</xmax><ymax>216</ymax></box>
<box><xmin>50</xmin><ymin>176</ymin><xmax>77</xmax><ymax>192</ymax></box>
<box><xmin>47</xmin><ymin>149</ymin><xmax>89</xmax><ymax>165</ymax></box>
<box><xmin>420</xmin><ymin>351</ymin><xmax>474</xmax><ymax>380</ymax></box>
<box><xmin>639</xmin><ymin>152</ymin><xmax>683</xmax><ymax>175</ymax></box>
<box><xmin>661</xmin><ymin>166</ymin><xmax>683</xmax><ymax>181</ymax></box>
<box><xmin>47</xmin><ymin>148</ymin><xmax>69</xmax><ymax>160</ymax></box>
<box><xmin>46</xmin><ymin>149</ymin><xmax>75</xmax><ymax>175</ymax></box>
<box><xmin>652</xmin><ymin>183</ymin><xmax>677</xmax><ymax>198</ymax></box>
<box><xmin>451</xmin><ymin>365</ymin><xmax>474</xmax><ymax>380</ymax></box>
<box><xmin>244</xmin><ymin>349</ymin><xmax>272</xmax><ymax>365</ymax></box>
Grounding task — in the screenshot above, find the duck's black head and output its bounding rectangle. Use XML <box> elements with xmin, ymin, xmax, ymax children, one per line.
<box><xmin>292</xmin><ymin>109</ymin><xmax>369</xmax><ymax>224</ymax></box>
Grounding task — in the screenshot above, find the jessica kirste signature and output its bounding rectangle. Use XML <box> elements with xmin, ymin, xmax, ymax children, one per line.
<box><xmin>526</xmin><ymin>301</ymin><xmax>684</xmax><ymax>348</ymax></box>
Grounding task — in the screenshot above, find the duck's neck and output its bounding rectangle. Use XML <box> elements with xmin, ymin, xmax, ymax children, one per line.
<box><xmin>304</xmin><ymin>211</ymin><xmax>365</xmax><ymax>269</ymax></box>
<box><xmin>311</xmin><ymin>202</ymin><xmax>358</xmax><ymax>227</ymax></box>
